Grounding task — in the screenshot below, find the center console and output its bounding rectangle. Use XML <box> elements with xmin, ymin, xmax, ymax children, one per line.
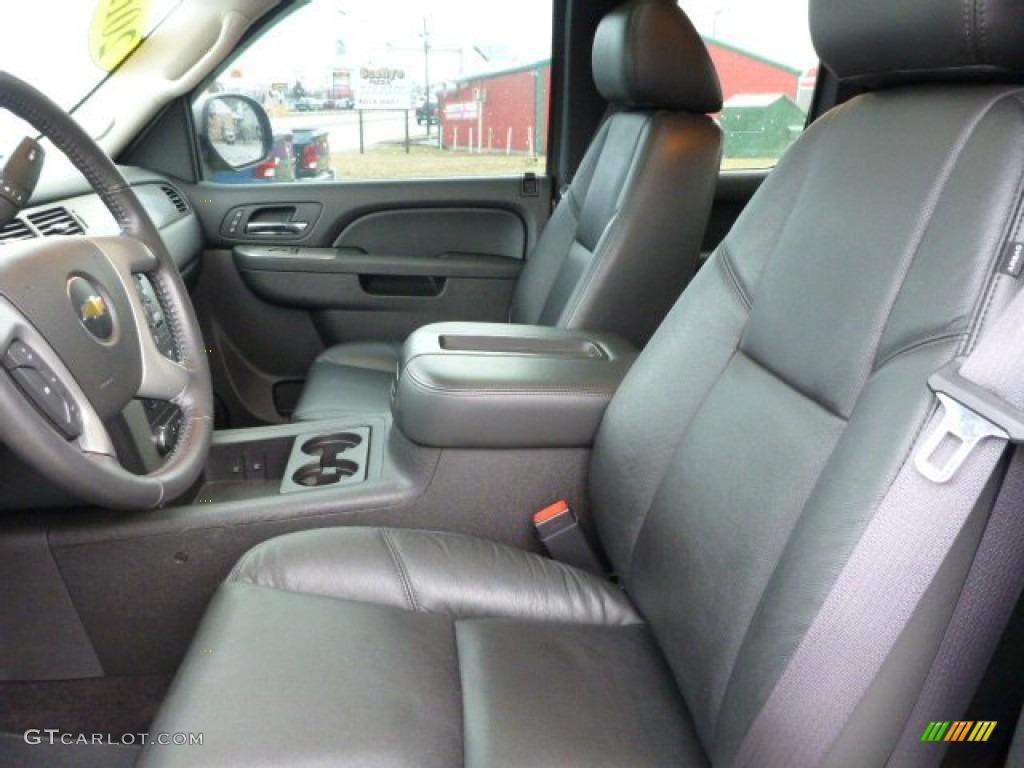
<box><xmin>393</xmin><ymin>322</ymin><xmax>638</xmax><ymax>448</ymax></box>
<box><xmin>188</xmin><ymin>322</ymin><xmax>637</xmax><ymax>504</ymax></box>
<box><xmin>191</xmin><ymin>419</ymin><xmax>382</xmax><ymax>504</ymax></box>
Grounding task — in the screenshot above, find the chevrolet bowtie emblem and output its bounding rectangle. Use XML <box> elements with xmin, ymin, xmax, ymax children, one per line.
<box><xmin>79</xmin><ymin>295</ymin><xmax>107</xmax><ymax>322</ymax></box>
<box><xmin>69</xmin><ymin>277</ymin><xmax>115</xmax><ymax>342</ymax></box>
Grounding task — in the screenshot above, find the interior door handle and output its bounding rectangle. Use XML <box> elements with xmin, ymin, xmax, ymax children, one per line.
<box><xmin>245</xmin><ymin>221</ymin><xmax>309</xmax><ymax>236</ymax></box>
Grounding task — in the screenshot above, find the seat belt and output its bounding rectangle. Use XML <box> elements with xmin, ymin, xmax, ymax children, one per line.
<box><xmin>734</xmin><ymin>281</ymin><xmax>1024</xmax><ymax>768</ymax></box>
<box><xmin>886</xmin><ymin>446</ymin><xmax>1024</xmax><ymax>767</ymax></box>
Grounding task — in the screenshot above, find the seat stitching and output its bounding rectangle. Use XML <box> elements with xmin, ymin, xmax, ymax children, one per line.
<box><xmin>404</xmin><ymin>365</ymin><xmax>614</xmax><ymax>398</ymax></box>
<box><xmin>566</xmin><ymin>121</ymin><xmax>608</xmax><ymax>219</ymax></box>
<box><xmin>619</xmin><ymin>344</ymin><xmax>745</xmax><ymax>584</ymax></box>
<box><xmin>738</xmin><ymin>348</ymin><xmax>849</xmax><ymax>423</ymax></box>
<box><xmin>869</xmin><ymin>90</ymin><xmax>1013</xmax><ymax>375</ymax></box>
<box><xmin>962</xmin><ymin>94</ymin><xmax>1024</xmax><ymax>357</ymax></box>
<box><xmin>872</xmin><ymin>332</ymin><xmax>966</xmax><ymax>372</ymax></box>
<box><xmin>381</xmin><ymin>530</ymin><xmax>420</xmax><ymax>611</ymax></box>
<box><xmin>737</xmin><ymin>105</ymin><xmax>839</xmax><ymax>311</ymax></box>
<box><xmin>717</xmin><ymin>242</ymin><xmax>752</xmax><ymax>310</ymax></box>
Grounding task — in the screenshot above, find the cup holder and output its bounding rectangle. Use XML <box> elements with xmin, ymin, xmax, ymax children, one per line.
<box><xmin>292</xmin><ymin>459</ymin><xmax>359</xmax><ymax>487</ymax></box>
<box><xmin>301</xmin><ymin>433</ymin><xmax>363</xmax><ymax>457</ymax></box>
<box><xmin>283</xmin><ymin>427</ymin><xmax>371</xmax><ymax>493</ymax></box>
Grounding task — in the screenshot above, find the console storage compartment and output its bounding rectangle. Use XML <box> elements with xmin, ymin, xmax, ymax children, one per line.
<box><xmin>393</xmin><ymin>322</ymin><xmax>637</xmax><ymax>448</ymax></box>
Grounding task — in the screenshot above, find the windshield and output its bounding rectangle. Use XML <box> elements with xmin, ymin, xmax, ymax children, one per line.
<box><xmin>0</xmin><ymin>0</ymin><xmax>179</xmax><ymax>153</ymax></box>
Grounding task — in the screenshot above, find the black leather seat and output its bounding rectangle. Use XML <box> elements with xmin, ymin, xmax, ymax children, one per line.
<box><xmin>141</xmin><ymin>0</ymin><xmax>1024</xmax><ymax>764</ymax></box>
<box><xmin>291</xmin><ymin>0</ymin><xmax>723</xmax><ymax>421</ymax></box>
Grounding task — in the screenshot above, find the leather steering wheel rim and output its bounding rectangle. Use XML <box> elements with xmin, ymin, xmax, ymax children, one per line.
<box><xmin>0</xmin><ymin>72</ymin><xmax>212</xmax><ymax>509</ymax></box>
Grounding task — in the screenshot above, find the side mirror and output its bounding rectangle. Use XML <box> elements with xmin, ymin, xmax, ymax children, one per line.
<box><xmin>197</xmin><ymin>94</ymin><xmax>273</xmax><ymax>171</ymax></box>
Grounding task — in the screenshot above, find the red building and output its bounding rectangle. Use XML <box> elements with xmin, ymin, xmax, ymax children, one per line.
<box><xmin>704</xmin><ymin>39</ymin><xmax>801</xmax><ymax>105</ymax></box>
<box><xmin>441</xmin><ymin>61</ymin><xmax>551</xmax><ymax>155</ymax></box>
<box><xmin>440</xmin><ymin>41</ymin><xmax>801</xmax><ymax>156</ymax></box>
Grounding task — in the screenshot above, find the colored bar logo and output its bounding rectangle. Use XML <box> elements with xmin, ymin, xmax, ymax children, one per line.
<box><xmin>921</xmin><ymin>721</ymin><xmax>997</xmax><ymax>743</ymax></box>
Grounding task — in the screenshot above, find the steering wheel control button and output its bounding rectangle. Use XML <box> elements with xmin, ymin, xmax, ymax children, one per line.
<box><xmin>3</xmin><ymin>340</ymin><xmax>37</xmax><ymax>370</ymax></box>
<box><xmin>3</xmin><ymin>340</ymin><xmax>83</xmax><ymax>439</ymax></box>
<box><xmin>68</xmin><ymin>276</ymin><xmax>114</xmax><ymax>342</ymax></box>
<box><xmin>9</xmin><ymin>365</ymin><xmax>81</xmax><ymax>440</ymax></box>
<box><xmin>134</xmin><ymin>275</ymin><xmax>178</xmax><ymax>360</ymax></box>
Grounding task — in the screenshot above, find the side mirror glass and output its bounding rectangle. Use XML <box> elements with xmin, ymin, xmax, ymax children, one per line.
<box><xmin>197</xmin><ymin>94</ymin><xmax>273</xmax><ymax>171</ymax></box>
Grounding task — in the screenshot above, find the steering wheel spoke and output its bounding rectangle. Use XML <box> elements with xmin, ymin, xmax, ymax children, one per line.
<box><xmin>137</xmin><ymin>345</ymin><xmax>190</xmax><ymax>401</ymax></box>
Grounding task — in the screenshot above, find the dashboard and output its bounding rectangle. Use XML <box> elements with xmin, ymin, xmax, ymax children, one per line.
<box><xmin>0</xmin><ymin>167</ymin><xmax>202</xmax><ymax>281</ymax></box>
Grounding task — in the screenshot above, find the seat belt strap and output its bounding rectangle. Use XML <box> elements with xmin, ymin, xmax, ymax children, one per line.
<box><xmin>734</xmin><ymin>282</ymin><xmax>1024</xmax><ymax>768</ymax></box>
<box><xmin>887</xmin><ymin>446</ymin><xmax>1024</xmax><ymax>767</ymax></box>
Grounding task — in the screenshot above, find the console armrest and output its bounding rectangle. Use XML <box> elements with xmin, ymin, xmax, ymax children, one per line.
<box><xmin>393</xmin><ymin>323</ymin><xmax>637</xmax><ymax>448</ymax></box>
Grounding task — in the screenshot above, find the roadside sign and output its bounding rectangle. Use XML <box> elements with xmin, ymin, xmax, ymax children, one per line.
<box><xmin>355</xmin><ymin>66</ymin><xmax>412</xmax><ymax>110</ymax></box>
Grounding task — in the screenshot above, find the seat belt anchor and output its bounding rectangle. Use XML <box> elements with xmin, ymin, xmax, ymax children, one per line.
<box><xmin>915</xmin><ymin>360</ymin><xmax>1024</xmax><ymax>483</ymax></box>
<box><xmin>533</xmin><ymin>501</ymin><xmax>605</xmax><ymax>575</ymax></box>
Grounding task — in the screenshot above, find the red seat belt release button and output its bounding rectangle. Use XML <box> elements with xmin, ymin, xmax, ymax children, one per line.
<box><xmin>533</xmin><ymin>500</ymin><xmax>604</xmax><ymax>575</ymax></box>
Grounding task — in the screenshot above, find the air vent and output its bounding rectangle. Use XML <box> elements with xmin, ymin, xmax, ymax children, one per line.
<box><xmin>161</xmin><ymin>185</ymin><xmax>188</xmax><ymax>214</ymax></box>
<box><xmin>26</xmin><ymin>207</ymin><xmax>84</xmax><ymax>237</ymax></box>
<box><xmin>0</xmin><ymin>218</ymin><xmax>36</xmax><ymax>244</ymax></box>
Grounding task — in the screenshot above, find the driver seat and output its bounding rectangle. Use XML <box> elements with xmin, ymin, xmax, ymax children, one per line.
<box><xmin>141</xmin><ymin>0</ymin><xmax>1024</xmax><ymax>764</ymax></box>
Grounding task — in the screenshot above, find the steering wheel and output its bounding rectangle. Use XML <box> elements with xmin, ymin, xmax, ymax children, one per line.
<box><xmin>0</xmin><ymin>73</ymin><xmax>212</xmax><ymax>509</ymax></box>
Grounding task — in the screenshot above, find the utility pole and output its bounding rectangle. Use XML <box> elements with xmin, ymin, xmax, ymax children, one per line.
<box><xmin>421</xmin><ymin>16</ymin><xmax>432</xmax><ymax>136</ymax></box>
<box><xmin>390</xmin><ymin>19</ymin><xmax>466</xmax><ymax>139</ymax></box>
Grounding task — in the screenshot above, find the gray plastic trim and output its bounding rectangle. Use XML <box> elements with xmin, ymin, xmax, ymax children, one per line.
<box><xmin>235</xmin><ymin>246</ymin><xmax>523</xmax><ymax>279</ymax></box>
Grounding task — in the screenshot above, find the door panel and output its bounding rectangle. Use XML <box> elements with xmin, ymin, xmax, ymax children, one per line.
<box><xmin>185</xmin><ymin>176</ymin><xmax>552</xmax><ymax>426</ymax></box>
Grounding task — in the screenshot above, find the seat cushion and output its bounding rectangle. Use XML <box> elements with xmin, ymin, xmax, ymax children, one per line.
<box><xmin>139</xmin><ymin>528</ymin><xmax>707</xmax><ymax>768</ymax></box>
<box><xmin>291</xmin><ymin>341</ymin><xmax>400</xmax><ymax>421</ymax></box>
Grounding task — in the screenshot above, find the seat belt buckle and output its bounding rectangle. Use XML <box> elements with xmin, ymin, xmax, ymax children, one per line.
<box><xmin>533</xmin><ymin>501</ymin><xmax>604</xmax><ymax>575</ymax></box>
<box><xmin>915</xmin><ymin>360</ymin><xmax>1024</xmax><ymax>483</ymax></box>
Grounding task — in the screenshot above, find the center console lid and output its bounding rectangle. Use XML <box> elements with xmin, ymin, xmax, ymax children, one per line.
<box><xmin>393</xmin><ymin>322</ymin><xmax>637</xmax><ymax>448</ymax></box>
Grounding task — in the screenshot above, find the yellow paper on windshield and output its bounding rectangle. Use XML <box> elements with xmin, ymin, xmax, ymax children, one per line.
<box><xmin>89</xmin><ymin>0</ymin><xmax>150</xmax><ymax>72</ymax></box>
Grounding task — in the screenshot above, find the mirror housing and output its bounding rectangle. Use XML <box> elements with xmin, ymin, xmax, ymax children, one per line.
<box><xmin>197</xmin><ymin>94</ymin><xmax>273</xmax><ymax>172</ymax></box>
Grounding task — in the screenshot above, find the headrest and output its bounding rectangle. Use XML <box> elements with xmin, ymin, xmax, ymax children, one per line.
<box><xmin>592</xmin><ymin>0</ymin><xmax>722</xmax><ymax>114</ymax></box>
<box><xmin>812</xmin><ymin>0</ymin><xmax>1024</xmax><ymax>86</ymax></box>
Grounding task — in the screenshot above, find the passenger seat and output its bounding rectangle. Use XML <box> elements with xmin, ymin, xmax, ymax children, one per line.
<box><xmin>291</xmin><ymin>0</ymin><xmax>722</xmax><ymax>421</ymax></box>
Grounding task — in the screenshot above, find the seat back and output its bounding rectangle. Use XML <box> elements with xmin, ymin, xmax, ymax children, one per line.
<box><xmin>509</xmin><ymin>0</ymin><xmax>722</xmax><ymax>348</ymax></box>
<box><xmin>590</xmin><ymin>0</ymin><xmax>1024</xmax><ymax>762</ymax></box>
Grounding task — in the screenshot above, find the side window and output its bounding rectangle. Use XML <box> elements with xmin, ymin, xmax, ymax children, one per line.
<box><xmin>678</xmin><ymin>1</ymin><xmax>816</xmax><ymax>170</ymax></box>
<box><xmin>198</xmin><ymin>0</ymin><xmax>553</xmax><ymax>183</ymax></box>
